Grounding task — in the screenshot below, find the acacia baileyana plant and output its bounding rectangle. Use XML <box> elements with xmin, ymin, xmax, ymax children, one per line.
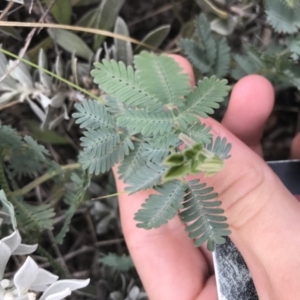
<box><xmin>73</xmin><ymin>52</ymin><xmax>232</xmax><ymax>251</ymax></box>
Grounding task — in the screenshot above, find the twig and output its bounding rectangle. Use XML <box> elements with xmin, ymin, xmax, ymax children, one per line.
<box><xmin>0</xmin><ymin>0</ymin><xmax>14</xmax><ymax>21</ymax></box>
<box><xmin>0</xmin><ymin>21</ymin><xmax>159</xmax><ymax>51</ymax></box>
<box><xmin>35</xmin><ymin>238</ymin><xmax>124</xmax><ymax>269</ymax></box>
<box><xmin>11</xmin><ymin>163</ymin><xmax>81</xmax><ymax>196</ymax></box>
<box><xmin>0</xmin><ymin>100</ymin><xmax>20</xmax><ymax>112</ymax></box>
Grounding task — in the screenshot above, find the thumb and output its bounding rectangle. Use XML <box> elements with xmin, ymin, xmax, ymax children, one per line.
<box><xmin>200</xmin><ymin>117</ymin><xmax>300</xmax><ymax>299</ymax></box>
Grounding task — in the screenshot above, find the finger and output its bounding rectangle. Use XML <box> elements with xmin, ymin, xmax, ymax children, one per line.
<box><xmin>113</xmin><ymin>55</ymin><xmax>217</xmax><ymax>299</ymax></box>
<box><xmin>198</xmin><ymin>117</ymin><xmax>300</xmax><ymax>299</ymax></box>
<box><xmin>291</xmin><ymin>132</ymin><xmax>300</xmax><ymax>158</ymax></box>
<box><xmin>222</xmin><ymin>75</ymin><xmax>274</xmax><ymax>156</ymax></box>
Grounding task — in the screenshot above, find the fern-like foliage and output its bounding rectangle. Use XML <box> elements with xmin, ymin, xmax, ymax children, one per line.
<box><xmin>55</xmin><ymin>172</ymin><xmax>89</xmax><ymax>244</ymax></box>
<box><xmin>117</xmin><ymin>109</ymin><xmax>174</xmax><ymax>136</ymax></box>
<box><xmin>181</xmin><ymin>14</ymin><xmax>230</xmax><ymax>79</ymax></box>
<box><xmin>0</xmin><ymin>124</ymin><xmax>56</xmax><ymax>232</ymax></box>
<box><xmin>177</xmin><ymin>76</ymin><xmax>230</xmax><ymax>128</ymax></box>
<box><xmin>74</xmin><ymin>52</ymin><xmax>232</xmax><ymax>250</ymax></box>
<box><xmin>134</xmin><ymin>52</ymin><xmax>190</xmax><ymax>108</ymax></box>
<box><xmin>232</xmin><ymin>46</ymin><xmax>300</xmax><ymax>90</ymax></box>
<box><xmin>0</xmin><ymin>124</ymin><xmax>50</xmax><ymax>178</ymax></box>
<box><xmin>73</xmin><ymin>99</ymin><xmax>115</xmax><ymax>129</ymax></box>
<box><xmin>182</xmin><ymin>123</ymin><xmax>212</xmax><ymax>145</ymax></box>
<box><xmin>181</xmin><ymin>180</ymin><xmax>231</xmax><ymax>251</ymax></box>
<box><xmin>125</xmin><ymin>162</ymin><xmax>167</xmax><ymax>194</ymax></box>
<box><xmin>118</xmin><ymin>142</ymin><xmax>146</xmax><ymax>181</ymax></box>
<box><xmin>91</xmin><ymin>60</ymin><xmax>159</xmax><ymax>107</ymax></box>
<box><xmin>15</xmin><ymin>200</ymin><xmax>55</xmax><ymax>231</ymax></box>
<box><xmin>135</xmin><ymin>180</ymin><xmax>186</xmax><ymax>229</ymax></box>
<box><xmin>206</xmin><ymin>137</ymin><xmax>232</xmax><ymax>160</ymax></box>
<box><xmin>264</xmin><ymin>0</ymin><xmax>300</xmax><ymax>34</ymax></box>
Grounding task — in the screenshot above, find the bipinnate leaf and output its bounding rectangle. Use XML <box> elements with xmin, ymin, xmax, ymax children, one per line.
<box><xmin>183</xmin><ymin>123</ymin><xmax>212</xmax><ymax>145</ymax></box>
<box><xmin>181</xmin><ymin>14</ymin><xmax>230</xmax><ymax>78</ymax></box>
<box><xmin>264</xmin><ymin>0</ymin><xmax>300</xmax><ymax>33</ymax></box>
<box><xmin>9</xmin><ymin>194</ymin><xmax>55</xmax><ymax>231</ymax></box>
<box><xmin>134</xmin><ymin>52</ymin><xmax>190</xmax><ymax>107</ymax></box>
<box><xmin>125</xmin><ymin>162</ymin><xmax>167</xmax><ymax>194</ymax></box>
<box><xmin>135</xmin><ymin>180</ymin><xmax>186</xmax><ymax>229</ymax></box>
<box><xmin>142</xmin><ymin>143</ymin><xmax>170</xmax><ymax>164</ymax></box>
<box><xmin>5</xmin><ymin>134</ymin><xmax>49</xmax><ymax>179</ymax></box>
<box><xmin>206</xmin><ymin>136</ymin><xmax>231</xmax><ymax>160</ymax></box>
<box><xmin>79</xmin><ymin>128</ymin><xmax>133</xmax><ymax>175</ymax></box>
<box><xmin>181</xmin><ymin>180</ymin><xmax>231</xmax><ymax>251</ymax></box>
<box><xmin>214</xmin><ymin>37</ymin><xmax>231</xmax><ymax>78</ymax></box>
<box><xmin>55</xmin><ymin>173</ymin><xmax>88</xmax><ymax>244</ymax></box>
<box><xmin>177</xmin><ymin>76</ymin><xmax>230</xmax><ymax>127</ymax></box>
<box><xmin>118</xmin><ymin>143</ymin><xmax>146</xmax><ymax>181</ymax></box>
<box><xmin>91</xmin><ymin>60</ymin><xmax>159</xmax><ymax>107</ymax></box>
<box><xmin>117</xmin><ymin>109</ymin><xmax>174</xmax><ymax>136</ymax></box>
<box><xmin>196</xmin><ymin>14</ymin><xmax>216</xmax><ymax>66</ymax></box>
<box><xmin>180</xmin><ymin>39</ymin><xmax>210</xmax><ymax>74</ymax></box>
<box><xmin>73</xmin><ymin>99</ymin><xmax>115</xmax><ymax>129</ymax></box>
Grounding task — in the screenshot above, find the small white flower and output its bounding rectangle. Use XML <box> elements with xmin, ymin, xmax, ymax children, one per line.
<box><xmin>3</xmin><ymin>292</ymin><xmax>14</xmax><ymax>300</ymax></box>
<box><xmin>0</xmin><ymin>231</ymin><xmax>90</xmax><ymax>300</ymax></box>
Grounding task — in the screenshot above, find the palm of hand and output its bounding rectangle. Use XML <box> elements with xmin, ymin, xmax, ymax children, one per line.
<box><xmin>113</xmin><ymin>56</ymin><xmax>300</xmax><ymax>300</ymax></box>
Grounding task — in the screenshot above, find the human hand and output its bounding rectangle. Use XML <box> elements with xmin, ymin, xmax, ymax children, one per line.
<box><xmin>113</xmin><ymin>56</ymin><xmax>300</xmax><ymax>300</ymax></box>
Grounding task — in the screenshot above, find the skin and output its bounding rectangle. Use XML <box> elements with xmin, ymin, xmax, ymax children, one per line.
<box><xmin>113</xmin><ymin>56</ymin><xmax>300</xmax><ymax>300</ymax></box>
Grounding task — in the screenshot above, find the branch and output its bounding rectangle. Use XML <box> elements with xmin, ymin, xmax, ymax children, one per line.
<box><xmin>11</xmin><ymin>163</ymin><xmax>81</xmax><ymax>197</ymax></box>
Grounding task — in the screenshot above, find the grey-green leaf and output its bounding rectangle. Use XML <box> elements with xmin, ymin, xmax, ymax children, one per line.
<box><xmin>135</xmin><ymin>25</ymin><xmax>171</xmax><ymax>53</ymax></box>
<box><xmin>93</xmin><ymin>0</ymin><xmax>125</xmax><ymax>50</ymax></box>
<box><xmin>114</xmin><ymin>17</ymin><xmax>133</xmax><ymax>65</ymax></box>
<box><xmin>135</xmin><ymin>180</ymin><xmax>187</xmax><ymax>229</ymax></box>
<box><xmin>48</xmin><ymin>28</ymin><xmax>93</xmax><ymax>60</ymax></box>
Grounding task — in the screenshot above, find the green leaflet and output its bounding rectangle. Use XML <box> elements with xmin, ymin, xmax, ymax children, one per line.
<box><xmin>117</xmin><ymin>109</ymin><xmax>174</xmax><ymax>136</ymax></box>
<box><xmin>134</xmin><ymin>180</ymin><xmax>186</xmax><ymax>229</ymax></box>
<box><xmin>183</xmin><ymin>123</ymin><xmax>212</xmax><ymax>145</ymax></box>
<box><xmin>181</xmin><ymin>180</ymin><xmax>231</xmax><ymax>251</ymax></box>
<box><xmin>181</xmin><ymin>14</ymin><xmax>231</xmax><ymax>78</ymax></box>
<box><xmin>91</xmin><ymin>60</ymin><xmax>159</xmax><ymax>107</ymax></box>
<box><xmin>231</xmin><ymin>46</ymin><xmax>300</xmax><ymax>90</ymax></box>
<box><xmin>141</xmin><ymin>142</ymin><xmax>170</xmax><ymax>164</ymax></box>
<box><xmin>180</xmin><ymin>39</ymin><xmax>210</xmax><ymax>73</ymax></box>
<box><xmin>73</xmin><ymin>99</ymin><xmax>115</xmax><ymax>129</ymax></box>
<box><xmin>0</xmin><ymin>125</ymin><xmax>50</xmax><ymax>179</ymax></box>
<box><xmin>55</xmin><ymin>172</ymin><xmax>89</xmax><ymax>244</ymax></box>
<box><xmin>264</xmin><ymin>0</ymin><xmax>300</xmax><ymax>34</ymax></box>
<box><xmin>177</xmin><ymin>76</ymin><xmax>230</xmax><ymax>127</ymax></box>
<box><xmin>214</xmin><ymin>38</ymin><xmax>231</xmax><ymax>78</ymax></box>
<box><xmin>15</xmin><ymin>200</ymin><xmax>55</xmax><ymax>231</ymax></box>
<box><xmin>134</xmin><ymin>52</ymin><xmax>190</xmax><ymax>107</ymax></box>
<box><xmin>125</xmin><ymin>162</ymin><xmax>167</xmax><ymax>194</ymax></box>
<box><xmin>118</xmin><ymin>142</ymin><xmax>146</xmax><ymax>181</ymax></box>
<box><xmin>206</xmin><ymin>136</ymin><xmax>231</xmax><ymax>160</ymax></box>
<box><xmin>196</xmin><ymin>14</ymin><xmax>216</xmax><ymax>66</ymax></box>
<box><xmin>80</xmin><ymin>130</ymin><xmax>134</xmax><ymax>175</ymax></box>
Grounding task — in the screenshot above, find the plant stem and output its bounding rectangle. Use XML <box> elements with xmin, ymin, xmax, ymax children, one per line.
<box><xmin>0</xmin><ymin>155</ymin><xmax>11</xmax><ymax>195</ymax></box>
<box><xmin>11</xmin><ymin>163</ymin><xmax>81</xmax><ymax>197</ymax></box>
